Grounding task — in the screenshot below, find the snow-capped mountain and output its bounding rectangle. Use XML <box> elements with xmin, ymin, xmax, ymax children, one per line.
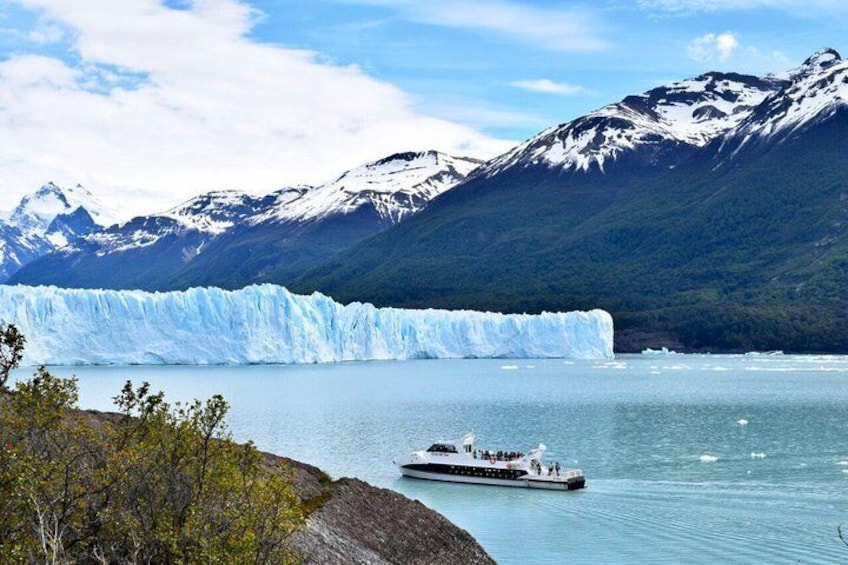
<box><xmin>81</xmin><ymin>190</ymin><xmax>282</xmax><ymax>256</ymax></box>
<box><xmin>10</xmin><ymin>151</ymin><xmax>481</xmax><ymax>290</ymax></box>
<box><xmin>718</xmin><ymin>48</ymin><xmax>848</xmax><ymax>156</ymax></box>
<box><xmin>11</xmin><ymin>47</ymin><xmax>848</xmax><ymax>355</ymax></box>
<box><xmin>258</xmin><ymin>151</ymin><xmax>482</xmax><ymax>224</ymax></box>
<box><xmin>481</xmin><ymin>71</ymin><xmax>783</xmax><ymax>177</ymax></box>
<box><xmin>0</xmin><ymin>182</ymin><xmax>113</xmax><ymax>281</ymax></box>
<box><xmin>477</xmin><ymin>48</ymin><xmax>846</xmax><ymax>182</ymax></box>
<box><xmin>164</xmin><ymin>189</ymin><xmax>289</xmax><ymax>234</ymax></box>
<box><xmin>293</xmin><ymin>49</ymin><xmax>848</xmax><ymax>353</ymax></box>
<box><xmin>9</xmin><ymin>182</ymin><xmax>115</xmax><ymax>246</ymax></box>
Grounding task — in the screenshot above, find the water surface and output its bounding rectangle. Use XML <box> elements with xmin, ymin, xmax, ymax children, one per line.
<box><xmin>30</xmin><ymin>354</ymin><xmax>848</xmax><ymax>564</ymax></box>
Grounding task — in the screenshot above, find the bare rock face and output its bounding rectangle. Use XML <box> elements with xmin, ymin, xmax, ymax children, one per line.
<box><xmin>289</xmin><ymin>477</ymin><xmax>495</xmax><ymax>565</ymax></box>
<box><xmin>259</xmin><ymin>452</ymin><xmax>493</xmax><ymax>564</ymax></box>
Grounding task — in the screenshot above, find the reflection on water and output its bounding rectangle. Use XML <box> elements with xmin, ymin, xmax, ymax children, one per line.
<box><xmin>25</xmin><ymin>355</ymin><xmax>848</xmax><ymax>564</ymax></box>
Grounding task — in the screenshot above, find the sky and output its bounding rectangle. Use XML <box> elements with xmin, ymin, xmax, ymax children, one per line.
<box><xmin>0</xmin><ymin>0</ymin><xmax>846</xmax><ymax>219</ymax></box>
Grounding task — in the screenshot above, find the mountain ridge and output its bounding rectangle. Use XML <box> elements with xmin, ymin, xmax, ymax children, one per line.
<box><xmin>290</xmin><ymin>49</ymin><xmax>848</xmax><ymax>353</ymax></box>
<box><xmin>6</xmin><ymin>50</ymin><xmax>848</xmax><ymax>352</ymax></box>
<box><xmin>8</xmin><ymin>151</ymin><xmax>482</xmax><ymax>290</ymax></box>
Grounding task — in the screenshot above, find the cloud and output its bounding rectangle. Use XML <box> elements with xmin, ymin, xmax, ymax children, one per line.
<box><xmin>336</xmin><ymin>0</ymin><xmax>609</xmax><ymax>52</ymax></box>
<box><xmin>639</xmin><ymin>0</ymin><xmax>847</xmax><ymax>13</ymax></box>
<box><xmin>687</xmin><ymin>33</ymin><xmax>740</xmax><ymax>63</ymax></box>
<box><xmin>509</xmin><ymin>79</ymin><xmax>587</xmax><ymax>96</ymax></box>
<box><xmin>0</xmin><ymin>0</ymin><xmax>513</xmax><ymax>218</ymax></box>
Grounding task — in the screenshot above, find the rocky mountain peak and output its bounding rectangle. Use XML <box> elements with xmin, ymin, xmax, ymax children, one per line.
<box><xmin>723</xmin><ymin>49</ymin><xmax>848</xmax><ymax>148</ymax></box>
<box><xmin>258</xmin><ymin>150</ymin><xmax>482</xmax><ymax>225</ymax></box>
<box><xmin>373</xmin><ymin>150</ymin><xmax>439</xmax><ymax>166</ymax></box>
<box><xmin>799</xmin><ymin>48</ymin><xmax>841</xmax><ymax>73</ymax></box>
<box><xmin>9</xmin><ymin>182</ymin><xmax>110</xmax><ymax>238</ymax></box>
<box><xmin>480</xmin><ymin>68</ymin><xmax>781</xmax><ymax>178</ymax></box>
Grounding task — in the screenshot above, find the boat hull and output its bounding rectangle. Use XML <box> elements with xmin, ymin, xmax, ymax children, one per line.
<box><xmin>399</xmin><ymin>466</ymin><xmax>585</xmax><ymax>491</ymax></box>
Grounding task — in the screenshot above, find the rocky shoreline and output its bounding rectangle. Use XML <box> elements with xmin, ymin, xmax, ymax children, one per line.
<box><xmin>267</xmin><ymin>452</ymin><xmax>495</xmax><ymax>564</ymax></box>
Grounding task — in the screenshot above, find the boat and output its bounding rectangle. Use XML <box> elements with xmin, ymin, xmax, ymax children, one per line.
<box><xmin>394</xmin><ymin>432</ymin><xmax>585</xmax><ymax>491</ymax></box>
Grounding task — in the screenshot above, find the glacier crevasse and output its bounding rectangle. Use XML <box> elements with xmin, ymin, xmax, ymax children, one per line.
<box><xmin>0</xmin><ymin>284</ymin><xmax>614</xmax><ymax>365</ymax></box>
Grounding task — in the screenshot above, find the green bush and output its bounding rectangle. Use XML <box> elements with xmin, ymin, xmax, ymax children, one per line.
<box><xmin>0</xmin><ymin>325</ymin><xmax>302</xmax><ymax>564</ymax></box>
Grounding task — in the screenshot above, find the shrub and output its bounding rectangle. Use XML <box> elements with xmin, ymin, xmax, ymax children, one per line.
<box><xmin>0</xmin><ymin>325</ymin><xmax>302</xmax><ymax>564</ymax></box>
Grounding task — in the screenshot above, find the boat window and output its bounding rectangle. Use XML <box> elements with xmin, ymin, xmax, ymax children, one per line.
<box><xmin>426</xmin><ymin>443</ymin><xmax>458</xmax><ymax>453</ymax></box>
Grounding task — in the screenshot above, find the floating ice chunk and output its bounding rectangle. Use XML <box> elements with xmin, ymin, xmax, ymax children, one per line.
<box><xmin>837</xmin><ymin>460</ymin><xmax>848</xmax><ymax>466</ymax></box>
<box><xmin>700</xmin><ymin>454</ymin><xmax>719</xmax><ymax>463</ymax></box>
<box><xmin>0</xmin><ymin>284</ymin><xmax>615</xmax><ymax>366</ymax></box>
<box><xmin>750</xmin><ymin>452</ymin><xmax>767</xmax><ymax>459</ymax></box>
<box><xmin>500</xmin><ymin>365</ymin><xmax>520</xmax><ymax>370</ymax></box>
<box><xmin>594</xmin><ymin>361</ymin><xmax>628</xmax><ymax>370</ymax></box>
<box><xmin>737</xmin><ymin>419</ymin><xmax>749</xmax><ymax>426</ymax></box>
<box><xmin>641</xmin><ymin>346</ymin><xmax>677</xmax><ymax>355</ymax></box>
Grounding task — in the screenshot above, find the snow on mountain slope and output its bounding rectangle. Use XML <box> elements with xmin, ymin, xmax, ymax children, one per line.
<box><xmin>481</xmin><ymin>72</ymin><xmax>782</xmax><ymax>176</ymax></box>
<box><xmin>0</xmin><ymin>182</ymin><xmax>115</xmax><ymax>281</ymax></box>
<box><xmin>8</xmin><ymin>182</ymin><xmax>115</xmax><ymax>244</ymax></box>
<box><xmin>71</xmin><ymin>189</ymin><xmax>287</xmax><ymax>256</ymax></box>
<box><xmin>0</xmin><ymin>223</ymin><xmax>51</xmax><ymax>281</ymax></box>
<box><xmin>723</xmin><ymin>49</ymin><xmax>848</xmax><ymax>149</ymax></box>
<box><xmin>55</xmin><ymin>151</ymin><xmax>477</xmax><ymax>260</ymax></box>
<box><xmin>259</xmin><ymin>151</ymin><xmax>482</xmax><ymax>224</ymax></box>
<box><xmin>1</xmin><ymin>284</ymin><xmax>613</xmax><ymax>365</ymax></box>
<box><xmin>163</xmin><ymin>190</ymin><xmax>290</xmax><ymax>234</ymax></box>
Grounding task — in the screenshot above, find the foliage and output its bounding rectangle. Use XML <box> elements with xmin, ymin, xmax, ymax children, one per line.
<box><xmin>0</xmin><ymin>368</ymin><xmax>302</xmax><ymax>564</ymax></box>
<box><xmin>0</xmin><ymin>323</ymin><xmax>25</xmax><ymax>390</ymax></box>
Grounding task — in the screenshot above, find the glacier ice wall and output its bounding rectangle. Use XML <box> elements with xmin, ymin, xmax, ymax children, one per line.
<box><xmin>0</xmin><ymin>284</ymin><xmax>613</xmax><ymax>365</ymax></box>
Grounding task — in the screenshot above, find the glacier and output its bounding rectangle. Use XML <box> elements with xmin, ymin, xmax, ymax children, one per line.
<box><xmin>0</xmin><ymin>284</ymin><xmax>614</xmax><ymax>365</ymax></box>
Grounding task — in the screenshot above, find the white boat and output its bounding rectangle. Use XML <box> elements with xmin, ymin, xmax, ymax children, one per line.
<box><xmin>394</xmin><ymin>432</ymin><xmax>585</xmax><ymax>491</ymax></box>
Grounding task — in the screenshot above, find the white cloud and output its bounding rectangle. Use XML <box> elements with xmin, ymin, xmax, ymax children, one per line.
<box><xmin>0</xmin><ymin>0</ymin><xmax>513</xmax><ymax>218</ymax></box>
<box><xmin>337</xmin><ymin>0</ymin><xmax>609</xmax><ymax>52</ymax></box>
<box><xmin>509</xmin><ymin>79</ymin><xmax>586</xmax><ymax>96</ymax></box>
<box><xmin>687</xmin><ymin>32</ymin><xmax>740</xmax><ymax>63</ymax></box>
<box><xmin>639</xmin><ymin>0</ymin><xmax>847</xmax><ymax>13</ymax></box>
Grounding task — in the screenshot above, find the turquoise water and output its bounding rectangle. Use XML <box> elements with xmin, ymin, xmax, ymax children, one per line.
<box><xmin>29</xmin><ymin>355</ymin><xmax>848</xmax><ymax>564</ymax></box>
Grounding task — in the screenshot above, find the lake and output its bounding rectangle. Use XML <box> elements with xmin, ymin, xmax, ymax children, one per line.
<box><xmin>25</xmin><ymin>354</ymin><xmax>848</xmax><ymax>564</ymax></box>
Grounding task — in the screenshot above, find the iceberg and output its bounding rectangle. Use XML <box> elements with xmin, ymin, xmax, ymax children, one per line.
<box><xmin>0</xmin><ymin>284</ymin><xmax>614</xmax><ymax>365</ymax></box>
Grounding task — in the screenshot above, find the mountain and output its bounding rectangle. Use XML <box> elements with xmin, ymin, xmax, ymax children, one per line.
<box><xmin>292</xmin><ymin>49</ymin><xmax>848</xmax><ymax>353</ymax></box>
<box><xmin>0</xmin><ymin>182</ymin><xmax>111</xmax><ymax>281</ymax></box>
<box><xmin>716</xmin><ymin>48</ymin><xmax>846</xmax><ymax>156</ymax></box>
<box><xmin>10</xmin><ymin>151</ymin><xmax>481</xmax><ymax>290</ymax></box>
<box><xmin>481</xmin><ymin>70</ymin><xmax>781</xmax><ymax>178</ymax></box>
<box><xmin>0</xmin><ymin>222</ymin><xmax>50</xmax><ymax>282</ymax></box>
<box><xmin>169</xmin><ymin>150</ymin><xmax>482</xmax><ymax>290</ymax></box>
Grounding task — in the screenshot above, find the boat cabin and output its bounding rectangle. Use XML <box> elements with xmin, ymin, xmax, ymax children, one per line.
<box><xmin>426</xmin><ymin>443</ymin><xmax>458</xmax><ymax>454</ymax></box>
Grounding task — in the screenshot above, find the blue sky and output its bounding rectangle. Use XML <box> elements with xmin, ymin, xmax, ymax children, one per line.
<box><xmin>0</xmin><ymin>0</ymin><xmax>845</xmax><ymax>217</ymax></box>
